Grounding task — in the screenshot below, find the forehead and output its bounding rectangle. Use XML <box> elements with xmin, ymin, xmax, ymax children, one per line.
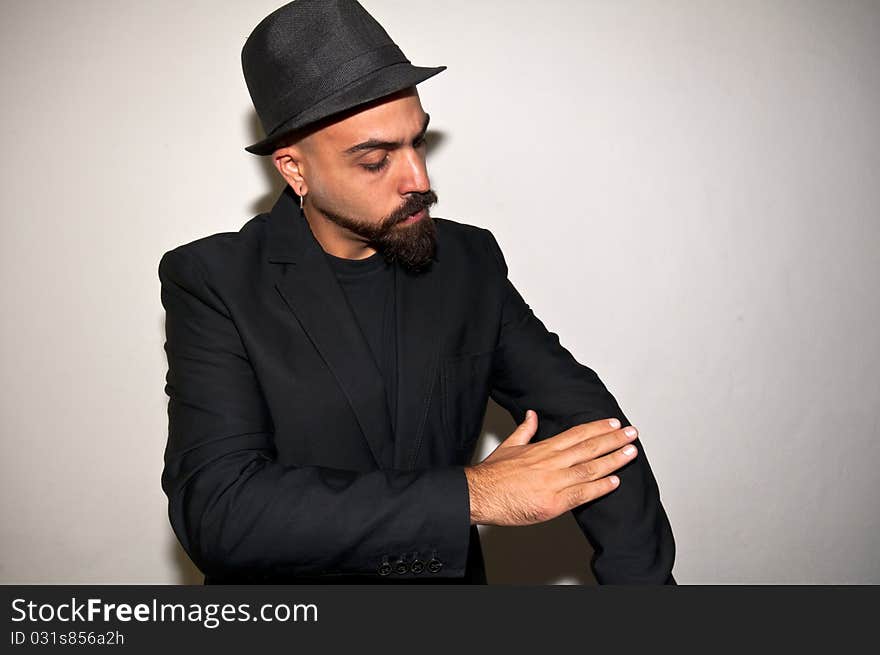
<box><xmin>316</xmin><ymin>90</ymin><xmax>426</xmax><ymax>149</ymax></box>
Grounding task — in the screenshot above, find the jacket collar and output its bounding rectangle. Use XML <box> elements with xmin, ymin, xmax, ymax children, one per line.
<box><xmin>265</xmin><ymin>185</ymin><xmax>311</xmax><ymax>264</ymax></box>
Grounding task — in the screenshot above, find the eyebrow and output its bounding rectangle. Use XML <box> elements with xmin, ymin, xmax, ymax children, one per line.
<box><xmin>342</xmin><ymin>113</ymin><xmax>431</xmax><ymax>155</ymax></box>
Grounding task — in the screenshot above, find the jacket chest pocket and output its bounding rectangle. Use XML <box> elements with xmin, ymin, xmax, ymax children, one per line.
<box><xmin>439</xmin><ymin>351</ymin><xmax>494</xmax><ymax>451</ymax></box>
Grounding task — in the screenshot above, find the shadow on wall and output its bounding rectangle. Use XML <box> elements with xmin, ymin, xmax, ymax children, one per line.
<box><xmin>168</xmin><ymin>539</ymin><xmax>205</xmax><ymax>586</ymax></box>
<box><xmin>160</xmin><ymin>112</ymin><xmax>596</xmax><ymax>585</ymax></box>
<box><xmin>247</xmin><ymin>111</ymin><xmax>287</xmax><ymax>215</ymax></box>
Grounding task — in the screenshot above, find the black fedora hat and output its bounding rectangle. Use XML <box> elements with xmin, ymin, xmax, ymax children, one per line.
<box><xmin>241</xmin><ymin>0</ymin><xmax>446</xmax><ymax>156</ymax></box>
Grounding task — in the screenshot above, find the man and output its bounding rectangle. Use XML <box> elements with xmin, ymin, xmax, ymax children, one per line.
<box><xmin>159</xmin><ymin>0</ymin><xmax>676</xmax><ymax>584</ymax></box>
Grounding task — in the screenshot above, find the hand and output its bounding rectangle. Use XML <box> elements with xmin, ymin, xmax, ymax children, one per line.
<box><xmin>463</xmin><ymin>411</ymin><xmax>639</xmax><ymax>526</ymax></box>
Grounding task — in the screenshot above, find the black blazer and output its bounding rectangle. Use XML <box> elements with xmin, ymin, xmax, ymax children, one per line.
<box><xmin>159</xmin><ymin>185</ymin><xmax>676</xmax><ymax>584</ymax></box>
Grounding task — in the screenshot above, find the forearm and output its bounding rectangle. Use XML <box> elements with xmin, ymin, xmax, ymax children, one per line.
<box><xmin>562</xmin><ymin>411</ymin><xmax>676</xmax><ymax>584</ymax></box>
<box><xmin>163</xmin><ymin>436</ymin><xmax>471</xmax><ymax>580</ymax></box>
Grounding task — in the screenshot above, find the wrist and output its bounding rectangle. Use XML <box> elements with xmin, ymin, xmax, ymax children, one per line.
<box><xmin>464</xmin><ymin>465</ymin><xmax>488</xmax><ymax>525</ymax></box>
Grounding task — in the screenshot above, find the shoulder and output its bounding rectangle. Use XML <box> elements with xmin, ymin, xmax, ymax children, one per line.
<box><xmin>434</xmin><ymin>216</ymin><xmax>506</xmax><ymax>275</ymax></box>
<box><xmin>434</xmin><ymin>215</ymin><xmax>488</xmax><ymax>243</ymax></box>
<box><xmin>158</xmin><ymin>214</ymin><xmax>268</xmax><ymax>280</ymax></box>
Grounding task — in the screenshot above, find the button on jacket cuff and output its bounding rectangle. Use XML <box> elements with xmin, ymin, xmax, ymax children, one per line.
<box><xmin>373</xmin><ymin>464</ymin><xmax>472</xmax><ymax>578</ymax></box>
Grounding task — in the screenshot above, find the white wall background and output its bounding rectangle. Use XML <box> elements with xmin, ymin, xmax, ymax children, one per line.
<box><xmin>1</xmin><ymin>0</ymin><xmax>878</xmax><ymax>584</ymax></box>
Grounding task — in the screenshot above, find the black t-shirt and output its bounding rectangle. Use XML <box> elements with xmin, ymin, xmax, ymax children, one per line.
<box><xmin>323</xmin><ymin>249</ymin><xmax>398</xmax><ymax>439</ymax></box>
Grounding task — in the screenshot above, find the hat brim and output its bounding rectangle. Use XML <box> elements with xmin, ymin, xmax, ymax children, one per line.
<box><xmin>244</xmin><ymin>62</ymin><xmax>446</xmax><ymax>156</ymax></box>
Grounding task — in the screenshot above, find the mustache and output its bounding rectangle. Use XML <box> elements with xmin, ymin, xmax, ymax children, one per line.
<box><xmin>388</xmin><ymin>190</ymin><xmax>438</xmax><ymax>225</ymax></box>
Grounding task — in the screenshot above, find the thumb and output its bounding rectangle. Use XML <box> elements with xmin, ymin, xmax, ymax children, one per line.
<box><xmin>505</xmin><ymin>409</ymin><xmax>538</xmax><ymax>446</ymax></box>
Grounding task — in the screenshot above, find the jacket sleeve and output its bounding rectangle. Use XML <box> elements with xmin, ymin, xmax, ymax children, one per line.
<box><xmin>158</xmin><ymin>247</ymin><xmax>471</xmax><ymax>581</ymax></box>
<box><xmin>481</xmin><ymin>229</ymin><xmax>676</xmax><ymax>585</ymax></box>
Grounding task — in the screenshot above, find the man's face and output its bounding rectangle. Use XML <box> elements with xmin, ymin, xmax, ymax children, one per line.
<box><xmin>275</xmin><ymin>87</ymin><xmax>438</xmax><ymax>272</ymax></box>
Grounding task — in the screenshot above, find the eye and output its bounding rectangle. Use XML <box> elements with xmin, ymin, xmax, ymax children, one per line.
<box><xmin>361</xmin><ymin>155</ymin><xmax>389</xmax><ymax>173</ymax></box>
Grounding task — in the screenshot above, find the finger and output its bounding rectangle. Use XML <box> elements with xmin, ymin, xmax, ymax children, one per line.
<box><xmin>545</xmin><ymin>417</ymin><xmax>627</xmax><ymax>452</ymax></box>
<box><xmin>556</xmin><ymin>475</ymin><xmax>622</xmax><ymax>511</ymax></box>
<box><xmin>558</xmin><ymin>443</ymin><xmax>638</xmax><ymax>487</ymax></box>
<box><xmin>503</xmin><ymin>409</ymin><xmax>539</xmax><ymax>446</ymax></box>
<box><xmin>549</xmin><ymin>425</ymin><xmax>639</xmax><ymax>468</ymax></box>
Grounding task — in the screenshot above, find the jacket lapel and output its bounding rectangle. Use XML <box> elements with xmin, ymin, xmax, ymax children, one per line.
<box><xmin>266</xmin><ymin>186</ymin><xmax>396</xmax><ymax>469</ymax></box>
<box><xmin>392</xmin><ymin>246</ymin><xmax>446</xmax><ymax>470</ymax></box>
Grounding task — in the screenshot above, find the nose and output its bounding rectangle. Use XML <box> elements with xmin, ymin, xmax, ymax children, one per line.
<box><xmin>397</xmin><ymin>146</ymin><xmax>430</xmax><ymax>195</ymax></box>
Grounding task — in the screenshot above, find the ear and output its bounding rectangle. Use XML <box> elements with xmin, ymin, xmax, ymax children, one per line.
<box><xmin>272</xmin><ymin>146</ymin><xmax>308</xmax><ymax>196</ymax></box>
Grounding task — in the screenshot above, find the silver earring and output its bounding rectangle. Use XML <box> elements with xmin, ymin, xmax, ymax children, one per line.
<box><xmin>299</xmin><ymin>190</ymin><xmax>305</xmax><ymax>209</ymax></box>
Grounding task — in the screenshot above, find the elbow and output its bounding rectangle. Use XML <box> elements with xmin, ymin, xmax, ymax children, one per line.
<box><xmin>163</xmin><ymin>454</ymin><xmax>273</xmax><ymax>580</ymax></box>
<box><xmin>165</xmin><ymin>482</ymin><xmax>226</xmax><ymax>579</ymax></box>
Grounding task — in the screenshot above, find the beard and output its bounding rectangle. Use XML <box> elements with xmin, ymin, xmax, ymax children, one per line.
<box><xmin>314</xmin><ymin>190</ymin><xmax>439</xmax><ymax>273</ymax></box>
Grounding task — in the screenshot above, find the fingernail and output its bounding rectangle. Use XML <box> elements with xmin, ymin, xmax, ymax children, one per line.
<box><xmin>610</xmin><ymin>475</ymin><xmax>619</xmax><ymax>485</ymax></box>
<box><xmin>609</xmin><ymin>418</ymin><xmax>621</xmax><ymax>429</ymax></box>
<box><xmin>624</xmin><ymin>427</ymin><xmax>637</xmax><ymax>437</ymax></box>
<box><xmin>623</xmin><ymin>445</ymin><xmax>636</xmax><ymax>456</ymax></box>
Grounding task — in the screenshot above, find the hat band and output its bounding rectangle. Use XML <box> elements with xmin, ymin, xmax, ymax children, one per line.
<box><xmin>264</xmin><ymin>44</ymin><xmax>409</xmax><ymax>136</ymax></box>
